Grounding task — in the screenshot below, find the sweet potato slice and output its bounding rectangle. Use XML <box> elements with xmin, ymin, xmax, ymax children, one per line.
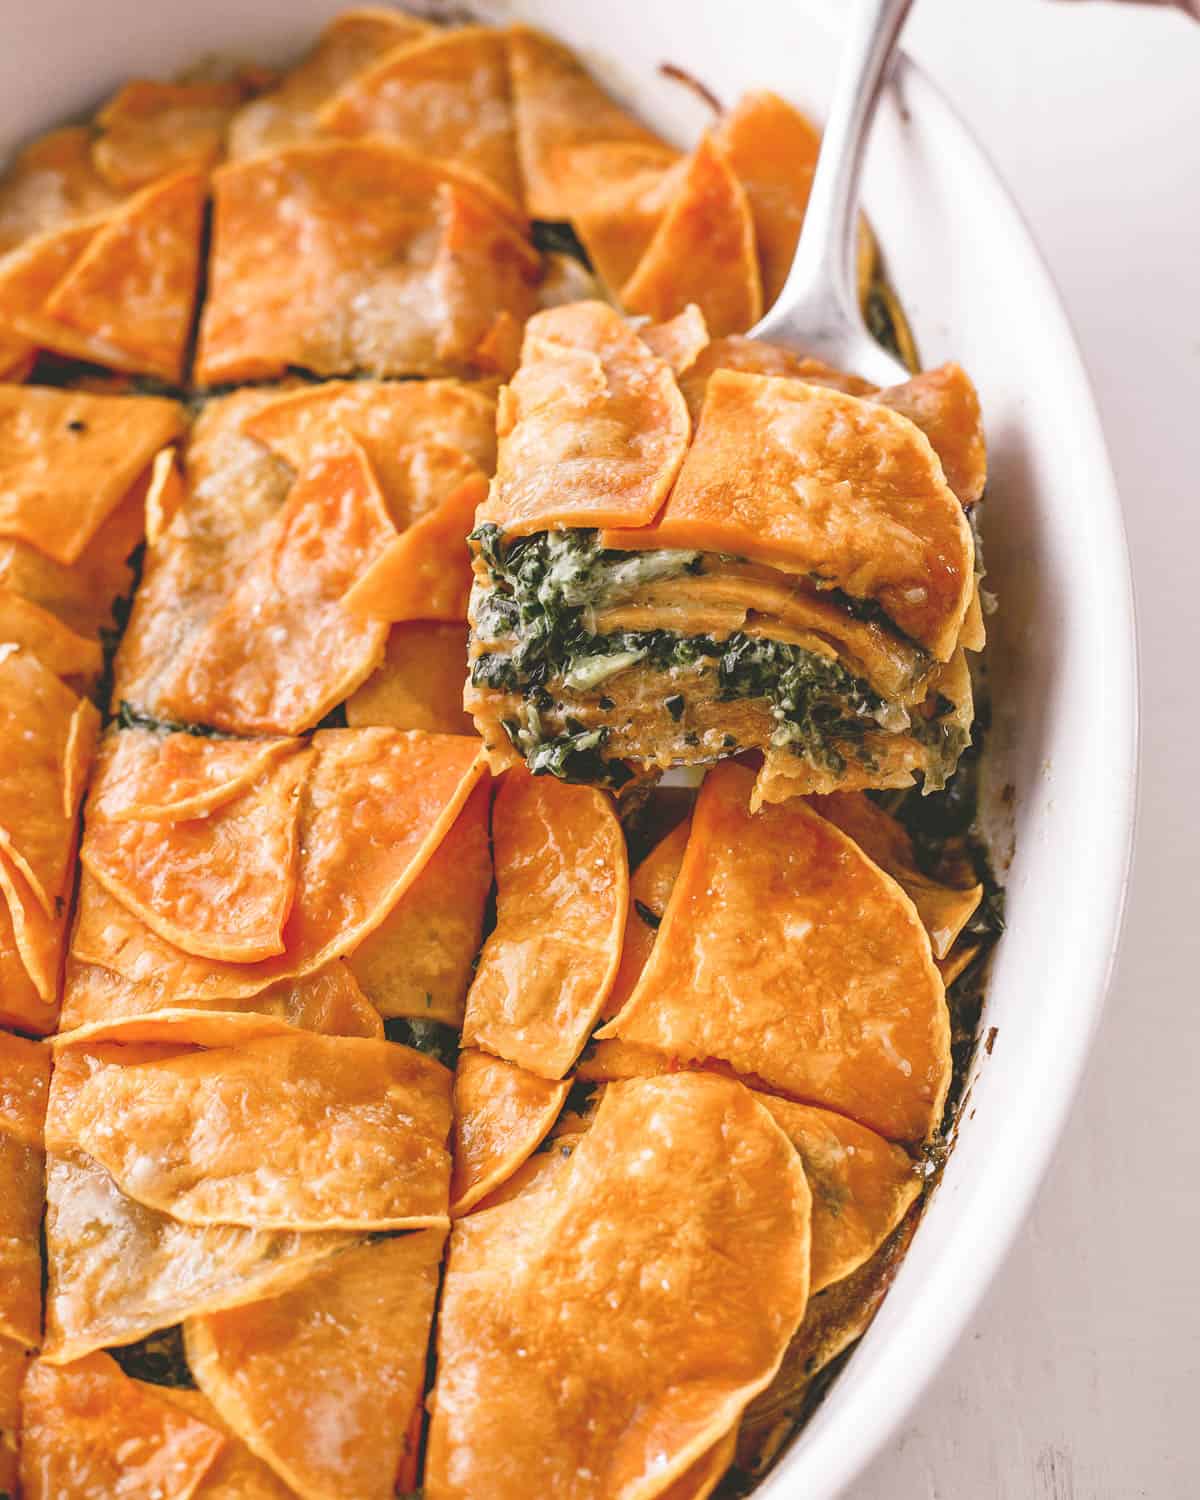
<box><xmin>622</xmin><ymin>136</ymin><xmax>763</xmax><ymax>337</ymax></box>
<box><xmin>507</xmin><ymin>25</ymin><xmax>666</xmax><ymax>219</ymax></box>
<box><xmin>0</xmin><ymin>1031</ymin><xmax>49</xmax><ymax>1349</ymax></box>
<box><xmin>758</xmin><ymin>1096</ymin><xmax>921</xmax><ymax>1293</ymax></box>
<box><xmin>0</xmin><ymin>844</ymin><xmax>69</xmax><ymax>1004</ymax></box>
<box><xmin>154</xmin><ymin>442</ymin><xmax>395</xmax><ymax>734</ymax></box>
<box><xmin>277</xmin><ymin>729</ymin><xmax>485</xmax><ymax>979</ymax></box>
<box><xmin>58</xmin><ymin>957</ymin><xmax>383</xmax><ymax>1049</ymax></box>
<box><xmin>19</xmin><ymin>1352</ymin><xmax>226</xmax><ymax>1500</ymax></box>
<box><xmin>599</xmin><ymin>762</ymin><xmax>951</xmax><ymax>1142</ymax></box>
<box><xmin>241</xmin><ymin>377</ymin><xmax>497</xmax><ymax>527</ymax></box>
<box><xmin>88</xmin><ymin>730</ymin><xmax>299</xmax><ymax>825</ymax></box>
<box><xmin>810</xmin><ymin>791</ymin><xmax>983</xmax><ymax>959</ymax></box>
<box><xmin>0</xmin><ymin>127</ymin><xmax>123</xmax><ymax>253</ymax></box>
<box><xmin>43</xmin><ymin>1048</ymin><xmax>360</xmax><ymax>1360</ymax></box>
<box><xmin>112</xmin><ymin>389</ymin><xmax>296</xmax><ymax>718</ymax></box>
<box><xmin>475</xmin><ymin>301</ymin><xmax>689</xmax><ymax>536</ymax></box>
<box><xmin>0</xmin><ymin>1337</ymin><xmax>30</xmax><ymax>1498</ymax></box>
<box><xmin>604</xmin><ymin>818</ymin><xmax>690</xmax><ymax>1020</ymax></box>
<box><xmin>0</xmin><ymin>386</ymin><xmax>181</xmax><ymax>566</ymax></box>
<box><xmin>0</xmin><ymin>332</ymin><xmax>33</xmax><ymax>379</ymax></box>
<box><xmin>227</xmin><ymin>8</ymin><xmax>431</xmax><ymax>158</ymax></box>
<box><xmin>0</xmin><ymin>649</ymin><xmax>94</xmax><ymax>918</ymax></box>
<box><xmin>71</xmin><ymin>729</ymin><xmax>486</xmax><ymax>1000</ymax></box>
<box><xmin>43</xmin><ymin>167</ymin><xmax>207</xmax><ymax>382</ymax></box>
<box><xmin>605</xmin><ymin>371</ymin><xmax>974</xmax><ymax>659</ymax></box>
<box><xmin>346</xmin><ymin>471</ymin><xmax>484</xmax><ymax>624</ymax></box>
<box><xmin>186</xmin><ymin>1231</ymin><xmax>445</xmax><ymax>1500</ymax></box>
<box><xmin>321</xmin><ymin>26</ymin><xmax>522</xmax><ymax>209</ymax></box>
<box><xmin>429</xmin><ymin>181</ymin><xmax>540</xmax><ymax>375</ymax></box>
<box><xmin>712</xmin><ymin>91</ymin><xmax>822</xmax><ymax>308</ymax></box>
<box><xmin>62</xmin><ymin>1034</ymin><xmax>452</xmax><ymax>1232</ymax></box>
<box><xmin>0</xmin><ymin>587</ymin><xmax>103</xmax><ymax>683</ymax></box>
<box><xmin>640</xmin><ymin>304</ymin><xmax>711</xmax><ymax>376</ymax></box>
<box><xmin>345</xmin><ymin>621</ymin><xmax>475</xmax><ymax>736</ymax></box>
<box><xmin>876</xmin><ymin>362</ymin><xmax>988</xmax><ymax>507</ymax></box>
<box><xmin>426</xmin><ymin>1072</ymin><xmax>811</xmax><ymax>1500</ymax></box>
<box><xmin>347</xmin><ymin>773</ymin><xmax>491</xmax><ymax>1025</ymax></box>
<box><xmin>93</xmin><ymin>79</ymin><xmax>243</xmax><ymax>189</ymax></box>
<box><xmin>81</xmin><ymin>748</ymin><xmax>307</xmax><ymax>964</ymax></box>
<box><xmin>42</xmin><ymin>1142</ymin><xmax>357</xmax><ymax>1363</ymax></box>
<box><xmin>562</xmin><ymin>141</ymin><xmax>684</xmax><ymax>290</ymax></box>
<box><xmin>195</xmin><ymin>141</ymin><xmax>537</xmax><ymax>383</ymax></box>
<box><xmin>0</xmin><ymin>889</ymin><xmax>56</xmax><ymax>1034</ymax></box>
<box><xmin>450</xmin><ymin>1049</ymin><xmax>570</xmax><ymax>1215</ymax></box>
<box><xmin>154</xmin><ymin>1387</ymin><xmax>297</xmax><ymax>1500</ymax></box>
<box><xmin>674</xmin><ymin>333</ymin><xmax>875</xmax><ymax>421</ymax></box>
<box><xmin>463</xmin><ymin>768</ymin><xmax>627</xmax><ymax>1079</ymax></box>
<box><xmin>677</xmin><ymin>338</ymin><xmax>987</xmax><ymax>506</ymax></box>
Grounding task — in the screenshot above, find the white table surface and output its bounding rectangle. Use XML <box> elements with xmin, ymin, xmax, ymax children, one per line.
<box><xmin>846</xmin><ymin>2</ymin><xmax>1200</xmax><ymax>1496</ymax></box>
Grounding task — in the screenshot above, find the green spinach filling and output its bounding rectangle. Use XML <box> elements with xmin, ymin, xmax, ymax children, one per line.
<box><xmin>469</xmin><ymin>526</ymin><xmax>945</xmax><ymax>780</ymax></box>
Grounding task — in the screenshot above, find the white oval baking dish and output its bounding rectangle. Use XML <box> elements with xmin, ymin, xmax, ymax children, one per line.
<box><xmin>0</xmin><ymin>1</ymin><xmax>1139</xmax><ymax>1494</ymax></box>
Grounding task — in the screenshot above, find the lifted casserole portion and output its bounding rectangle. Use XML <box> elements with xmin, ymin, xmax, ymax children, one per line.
<box><xmin>466</xmin><ymin>301</ymin><xmax>986</xmax><ymax>804</ymax></box>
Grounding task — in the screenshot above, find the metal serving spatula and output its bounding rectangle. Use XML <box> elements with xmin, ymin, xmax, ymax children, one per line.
<box><xmin>750</xmin><ymin>0</ymin><xmax>914</xmax><ymax>385</ymax></box>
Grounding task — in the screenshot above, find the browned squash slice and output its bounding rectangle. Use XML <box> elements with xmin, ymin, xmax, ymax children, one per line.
<box><xmin>0</xmin><ymin>1336</ymin><xmax>31</xmax><ymax>1499</ymax></box>
<box><xmin>81</xmin><ymin>745</ymin><xmax>307</xmax><ymax>964</ymax></box>
<box><xmin>93</xmin><ymin>79</ymin><xmax>244</xmax><ymax>190</ymax></box>
<box><xmin>56</xmin><ymin>1034</ymin><xmax>452</xmax><ymax>1233</ymax></box>
<box><xmin>463</xmin><ymin>767</ymin><xmax>628</xmax><ymax>1079</ymax></box>
<box><xmin>675</xmin><ymin>332</ymin><xmax>875</xmax><ymax>421</ymax></box>
<box><xmin>43</xmin><ymin>167</ymin><xmax>208</xmax><ymax>382</ymax></box>
<box><xmin>185</xmin><ymin>1230</ymin><xmax>445</xmax><ymax>1500</ymax></box>
<box><xmin>450</xmin><ymin>1049</ymin><xmax>571</xmax><ymax>1215</ymax></box>
<box><xmin>622</xmin><ymin>135</ymin><xmax>763</xmax><ymax>337</ymax></box>
<box><xmin>41</xmin><ymin>1049</ymin><xmax>361</xmax><ymax>1363</ymax></box>
<box><xmin>241</xmin><ymin>376</ymin><xmax>497</xmax><ymax>528</ymax></box>
<box><xmin>112</xmin><ymin>388</ymin><xmax>298</xmax><ymax>719</ymax></box>
<box><xmin>88</xmin><ymin>730</ymin><xmax>300</xmax><ymax>825</ymax></box>
<box><xmin>42</xmin><ymin>1139</ymin><xmax>358</xmax><ymax>1363</ymax></box>
<box><xmin>876</xmin><ymin>362</ymin><xmax>988</xmax><ymax>507</ymax></box>
<box><xmin>603</xmin><ymin>371</ymin><xmax>974</xmax><ymax>660</ymax></box>
<box><xmin>425</xmin><ymin>1073</ymin><xmax>811</xmax><ymax>1500</ymax></box>
<box><xmin>195</xmin><ymin>141</ymin><xmax>537</xmax><ymax>384</ymax></box>
<box><xmin>153</xmin><ymin>441</ymin><xmax>395</xmax><ymax>734</ymax></box>
<box><xmin>0</xmin><ymin>127</ymin><xmax>124</xmax><ymax>253</ymax></box>
<box><xmin>640</xmin><ymin>303</ymin><xmax>711</xmax><ymax>375</ymax></box>
<box><xmin>507</xmin><ymin>25</ymin><xmax>667</xmax><ymax>219</ymax></box>
<box><xmin>757</xmin><ymin>1096</ymin><xmax>921</xmax><ymax>1293</ymax></box>
<box><xmin>153</xmin><ymin>1386</ymin><xmax>297</xmax><ymax>1500</ymax></box>
<box><xmin>712</xmin><ymin>90</ymin><xmax>822</xmax><ymax>308</ymax></box>
<box><xmin>346</xmin><ymin>471</ymin><xmax>485</xmax><ymax>624</ymax></box>
<box><xmin>19</xmin><ymin>1352</ymin><xmax>226</xmax><ymax>1500</ymax></box>
<box><xmin>0</xmin><ymin>386</ymin><xmax>181</xmax><ymax>566</ymax></box>
<box><xmin>345</xmin><ymin>621</ymin><xmax>476</xmax><ymax>737</ymax></box>
<box><xmin>0</xmin><ymin>1031</ymin><xmax>49</xmax><ymax>1349</ymax></box>
<box><xmin>347</xmin><ymin>773</ymin><xmax>491</xmax><ymax>1025</ymax></box>
<box><xmin>0</xmin><ymin>649</ymin><xmax>96</xmax><ymax>919</ymax></box>
<box><xmin>810</xmin><ymin>791</ymin><xmax>983</xmax><ymax>959</ymax></box>
<box><xmin>226</xmin><ymin>7</ymin><xmax>432</xmax><ymax>158</ymax></box>
<box><xmin>0</xmin><ymin>888</ymin><xmax>56</xmax><ymax>1034</ymax></box>
<box><xmin>568</xmin><ymin>142</ymin><xmax>685</xmax><ymax>290</ymax></box>
<box><xmin>474</xmin><ymin>301</ymin><xmax>689</xmax><ymax>536</ymax></box>
<box><xmin>0</xmin><ymin>587</ymin><xmax>103</xmax><ymax>685</ymax></box>
<box><xmin>599</xmin><ymin>761</ymin><xmax>951</xmax><ymax>1143</ymax></box>
<box><xmin>57</xmin><ymin>957</ymin><xmax>383</xmax><ymax>1049</ymax></box>
<box><xmin>321</xmin><ymin>26</ymin><xmax>523</xmax><ymax>211</ymax></box>
<box><xmin>604</xmin><ymin>818</ymin><xmax>690</xmax><ymax>1020</ymax></box>
<box><xmin>70</xmin><ymin>729</ymin><xmax>486</xmax><ymax>1004</ymax></box>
